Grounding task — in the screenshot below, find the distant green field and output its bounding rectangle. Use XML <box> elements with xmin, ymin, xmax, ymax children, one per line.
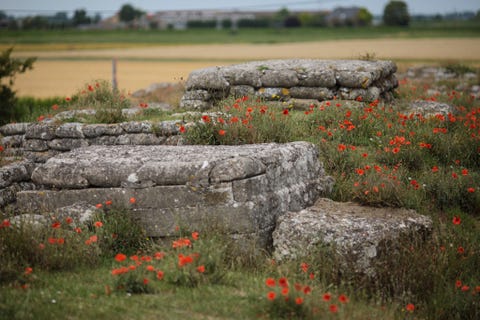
<box><xmin>1</xmin><ymin>22</ymin><xmax>480</xmax><ymax>47</ymax></box>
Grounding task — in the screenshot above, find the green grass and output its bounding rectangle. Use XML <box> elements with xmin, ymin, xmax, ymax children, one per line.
<box><xmin>0</xmin><ymin>263</ymin><xmax>397</xmax><ymax>320</ymax></box>
<box><xmin>1</xmin><ymin>23</ymin><xmax>480</xmax><ymax>47</ymax></box>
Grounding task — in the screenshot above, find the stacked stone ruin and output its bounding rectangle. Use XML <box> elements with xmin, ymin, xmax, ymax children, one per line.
<box><xmin>1</xmin><ymin>60</ymin><xmax>434</xmax><ymax>270</ymax></box>
<box><xmin>181</xmin><ymin>59</ymin><xmax>398</xmax><ymax>110</ymax></box>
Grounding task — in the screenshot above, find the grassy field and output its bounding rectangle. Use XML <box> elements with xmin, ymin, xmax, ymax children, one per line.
<box><xmin>1</xmin><ymin>23</ymin><xmax>480</xmax><ymax>48</ymax></box>
<box><xmin>8</xmin><ymin>37</ymin><xmax>480</xmax><ymax>98</ymax></box>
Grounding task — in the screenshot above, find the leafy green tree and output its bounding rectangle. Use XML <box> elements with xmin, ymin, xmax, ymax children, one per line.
<box><xmin>72</xmin><ymin>9</ymin><xmax>91</xmax><ymax>26</ymax></box>
<box><xmin>119</xmin><ymin>4</ymin><xmax>144</xmax><ymax>23</ymax></box>
<box><xmin>358</xmin><ymin>8</ymin><xmax>373</xmax><ymax>26</ymax></box>
<box><xmin>383</xmin><ymin>1</ymin><xmax>410</xmax><ymax>26</ymax></box>
<box><xmin>0</xmin><ymin>48</ymin><xmax>36</xmax><ymax>125</ymax></box>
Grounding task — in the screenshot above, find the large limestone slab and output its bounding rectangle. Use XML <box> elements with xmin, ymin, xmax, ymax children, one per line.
<box><xmin>17</xmin><ymin>142</ymin><xmax>334</xmax><ymax>247</ymax></box>
<box><xmin>273</xmin><ymin>198</ymin><xmax>432</xmax><ymax>274</ymax></box>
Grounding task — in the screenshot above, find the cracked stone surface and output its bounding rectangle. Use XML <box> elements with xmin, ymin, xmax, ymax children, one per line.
<box><xmin>273</xmin><ymin>198</ymin><xmax>432</xmax><ymax>274</ymax></box>
<box><xmin>16</xmin><ymin>142</ymin><xmax>334</xmax><ymax>248</ymax></box>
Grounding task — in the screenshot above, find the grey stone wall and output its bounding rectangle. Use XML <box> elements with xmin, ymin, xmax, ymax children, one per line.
<box><xmin>181</xmin><ymin>59</ymin><xmax>398</xmax><ymax>110</ymax></box>
<box><xmin>0</xmin><ymin>120</ymin><xmax>185</xmax><ymax>164</ymax></box>
<box><xmin>0</xmin><ymin>120</ymin><xmax>184</xmax><ymax>207</ymax></box>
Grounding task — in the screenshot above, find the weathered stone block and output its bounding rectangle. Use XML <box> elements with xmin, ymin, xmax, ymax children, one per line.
<box><xmin>25</xmin><ymin>123</ymin><xmax>57</xmax><ymax>140</ymax></box>
<box><xmin>289</xmin><ymin>87</ymin><xmax>334</xmax><ymax>100</ymax></box>
<box><xmin>153</xmin><ymin>121</ymin><xmax>183</xmax><ymax>136</ymax></box>
<box><xmin>23</xmin><ymin>139</ymin><xmax>49</xmax><ymax>152</ymax></box>
<box><xmin>0</xmin><ymin>123</ymin><xmax>30</xmax><ymax>136</ymax></box>
<box><xmin>1</xmin><ymin>135</ymin><xmax>24</xmax><ymax>148</ymax></box>
<box><xmin>55</xmin><ymin>123</ymin><xmax>84</xmax><ymax>138</ymax></box>
<box><xmin>273</xmin><ymin>198</ymin><xmax>432</xmax><ymax>274</ymax></box>
<box><xmin>47</xmin><ymin>138</ymin><xmax>89</xmax><ymax>151</ymax></box>
<box><xmin>230</xmin><ymin>85</ymin><xmax>255</xmax><ymax>98</ymax></box>
<box><xmin>120</xmin><ymin>121</ymin><xmax>153</xmax><ymax>134</ymax></box>
<box><xmin>186</xmin><ymin>67</ymin><xmax>230</xmax><ymax>90</ymax></box>
<box><xmin>18</xmin><ymin>142</ymin><xmax>332</xmax><ymax>247</ymax></box>
<box><xmin>115</xmin><ymin>134</ymin><xmax>166</xmax><ymax>145</ymax></box>
<box><xmin>0</xmin><ymin>161</ymin><xmax>31</xmax><ymax>188</ymax></box>
<box><xmin>82</xmin><ymin>124</ymin><xmax>124</xmax><ymax>138</ymax></box>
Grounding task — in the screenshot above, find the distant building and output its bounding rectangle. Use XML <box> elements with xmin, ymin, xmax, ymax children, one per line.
<box><xmin>325</xmin><ymin>7</ymin><xmax>365</xmax><ymax>27</ymax></box>
<box><xmin>149</xmin><ymin>10</ymin><xmax>255</xmax><ymax>30</ymax></box>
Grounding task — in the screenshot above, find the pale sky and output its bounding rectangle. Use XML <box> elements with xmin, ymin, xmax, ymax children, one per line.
<box><xmin>1</xmin><ymin>0</ymin><xmax>479</xmax><ymax>17</ymax></box>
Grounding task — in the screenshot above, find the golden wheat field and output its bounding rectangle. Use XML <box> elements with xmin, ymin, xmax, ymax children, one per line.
<box><xmin>13</xmin><ymin>38</ymin><xmax>480</xmax><ymax>98</ymax></box>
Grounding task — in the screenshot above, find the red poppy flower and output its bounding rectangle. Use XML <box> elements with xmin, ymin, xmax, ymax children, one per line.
<box><xmin>275</xmin><ymin>278</ymin><xmax>287</xmax><ymax>289</ymax></box>
<box><xmin>282</xmin><ymin>109</ymin><xmax>289</xmax><ymax>115</ymax></box>
<box><xmin>94</xmin><ymin>221</ymin><xmax>103</xmax><ymax>228</ymax></box>
<box><xmin>95</xmin><ymin>203</ymin><xmax>103</xmax><ymax>209</ymax></box>
<box><xmin>178</xmin><ymin>254</ymin><xmax>193</xmax><ymax>267</ymax></box>
<box><xmin>115</xmin><ymin>253</ymin><xmax>127</xmax><ymax>262</ymax></box>
<box><xmin>129</xmin><ymin>197</ymin><xmax>136</xmax><ymax>204</ymax></box>
<box><xmin>323</xmin><ymin>293</ymin><xmax>331</xmax><ymax>302</ymax></box>
<box><xmin>265</xmin><ymin>278</ymin><xmax>275</xmax><ymax>287</ymax></box>
<box><xmin>51</xmin><ymin>221</ymin><xmax>61</xmax><ymax>229</ymax></box>
<box><xmin>156</xmin><ymin>270</ymin><xmax>164</xmax><ymax>280</ymax></box>
<box><xmin>467</xmin><ymin>187</ymin><xmax>475</xmax><ymax>193</ymax></box>
<box><xmin>406</xmin><ymin>303</ymin><xmax>415</xmax><ymax>312</ymax></box>
<box><xmin>105</xmin><ymin>200</ymin><xmax>112</xmax><ymax>206</ymax></box>
<box><xmin>455</xmin><ymin>280</ymin><xmax>462</xmax><ymax>288</ymax></box>
<box><xmin>338</xmin><ymin>294</ymin><xmax>349</xmax><ymax>303</ymax></box>
<box><xmin>452</xmin><ymin>216</ymin><xmax>461</xmax><ymax>225</ymax></box>
<box><xmin>24</xmin><ymin>267</ymin><xmax>33</xmax><ymax>275</ymax></box>
<box><xmin>179</xmin><ymin>125</ymin><xmax>186</xmax><ymax>133</ymax></box>
<box><xmin>196</xmin><ymin>265</ymin><xmax>205</xmax><ymax>273</ymax></box>
<box><xmin>295</xmin><ymin>297</ymin><xmax>304</xmax><ymax>305</ymax></box>
<box><xmin>300</xmin><ymin>262</ymin><xmax>309</xmax><ymax>273</ymax></box>
<box><xmin>267</xmin><ymin>291</ymin><xmax>276</xmax><ymax>301</ymax></box>
<box><xmin>355</xmin><ymin>168</ymin><xmax>365</xmax><ymax>175</ymax></box>
<box><xmin>329</xmin><ymin>304</ymin><xmax>338</xmax><ymax>313</ymax></box>
<box><xmin>154</xmin><ymin>252</ymin><xmax>165</xmax><ymax>260</ymax></box>
<box><xmin>146</xmin><ymin>265</ymin><xmax>155</xmax><ymax>272</ymax></box>
<box><xmin>218</xmin><ymin>129</ymin><xmax>226</xmax><ymax>136</ymax></box>
<box><xmin>337</xmin><ymin>144</ymin><xmax>347</xmax><ymax>152</ymax></box>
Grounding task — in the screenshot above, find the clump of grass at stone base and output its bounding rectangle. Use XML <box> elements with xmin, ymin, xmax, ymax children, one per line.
<box><xmin>67</xmin><ymin>80</ymin><xmax>130</xmax><ymax>123</ymax></box>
